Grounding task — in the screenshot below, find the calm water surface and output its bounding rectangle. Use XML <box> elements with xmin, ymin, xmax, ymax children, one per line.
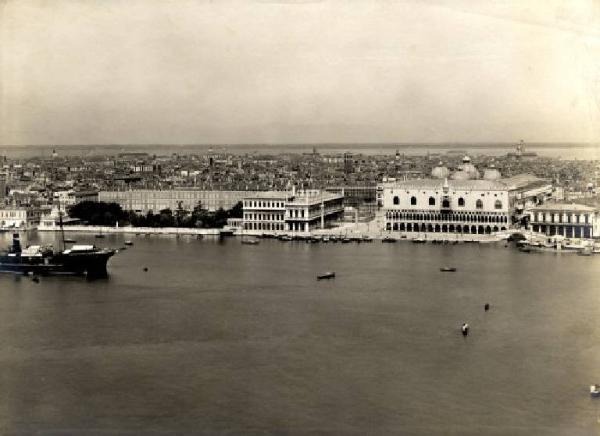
<box><xmin>1</xmin><ymin>233</ymin><xmax>600</xmax><ymax>435</ymax></box>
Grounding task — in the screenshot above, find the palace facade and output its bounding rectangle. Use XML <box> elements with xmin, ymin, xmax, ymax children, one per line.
<box><xmin>380</xmin><ymin>178</ymin><xmax>510</xmax><ymax>235</ymax></box>
<box><xmin>242</xmin><ymin>189</ymin><xmax>344</xmax><ymax>233</ymax></box>
<box><xmin>527</xmin><ymin>203</ymin><xmax>598</xmax><ymax>239</ymax></box>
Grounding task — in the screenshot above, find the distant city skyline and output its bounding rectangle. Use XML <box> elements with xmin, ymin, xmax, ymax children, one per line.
<box><xmin>1</xmin><ymin>0</ymin><xmax>600</xmax><ymax>146</ymax></box>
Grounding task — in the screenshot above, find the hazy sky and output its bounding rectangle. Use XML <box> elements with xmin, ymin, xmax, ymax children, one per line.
<box><xmin>1</xmin><ymin>0</ymin><xmax>599</xmax><ymax>146</ymax></box>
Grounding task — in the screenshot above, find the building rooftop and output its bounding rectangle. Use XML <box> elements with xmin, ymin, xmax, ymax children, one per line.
<box><xmin>244</xmin><ymin>191</ymin><xmax>290</xmax><ymax>199</ymax></box>
<box><xmin>529</xmin><ymin>202</ymin><xmax>596</xmax><ymax>212</ymax></box>
<box><xmin>500</xmin><ymin>174</ymin><xmax>550</xmax><ymax>190</ymax></box>
<box><xmin>382</xmin><ymin>179</ymin><xmax>507</xmax><ymax>191</ymax></box>
<box><xmin>287</xmin><ymin>190</ymin><xmax>343</xmax><ymax>205</ymax></box>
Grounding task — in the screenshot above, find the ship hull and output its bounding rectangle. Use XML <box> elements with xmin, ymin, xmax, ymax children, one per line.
<box><xmin>0</xmin><ymin>251</ymin><xmax>115</xmax><ymax>278</ymax></box>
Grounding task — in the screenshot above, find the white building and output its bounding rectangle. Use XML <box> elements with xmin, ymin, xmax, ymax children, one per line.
<box><xmin>242</xmin><ymin>192</ymin><xmax>288</xmax><ymax>232</ymax></box>
<box><xmin>0</xmin><ymin>207</ymin><xmax>42</xmax><ymax>230</ymax></box>
<box><xmin>242</xmin><ymin>189</ymin><xmax>344</xmax><ymax>233</ymax></box>
<box><xmin>526</xmin><ymin>203</ymin><xmax>599</xmax><ymax>239</ymax></box>
<box><xmin>381</xmin><ymin>178</ymin><xmax>510</xmax><ymax>235</ymax></box>
<box><xmin>285</xmin><ymin>190</ymin><xmax>344</xmax><ymax>232</ymax></box>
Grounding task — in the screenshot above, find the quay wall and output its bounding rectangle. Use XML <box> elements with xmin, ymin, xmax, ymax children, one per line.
<box><xmin>37</xmin><ymin>225</ymin><xmax>220</xmax><ymax>235</ymax></box>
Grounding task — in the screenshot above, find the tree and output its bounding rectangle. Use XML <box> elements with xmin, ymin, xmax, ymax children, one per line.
<box><xmin>229</xmin><ymin>201</ymin><xmax>243</xmax><ymax>218</ymax></box>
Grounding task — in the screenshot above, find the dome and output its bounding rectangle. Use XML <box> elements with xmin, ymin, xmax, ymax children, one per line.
<box><xmin>431</xmin><ymin>166</ymin><xmax>450</xmax><ymax>179</ymax></box>
<box><xmin>455</xmin><ymin>162</ymin><xmax>480</xmax><ymax>179</ymax></box>
<box><xmin>462</xmin><ymin>155</ymin><xmax>472</xmax><ymax>163</ymax></box>
<box><xmin>450</xmin><ymin>169</ymin><xmax>471</xmax><ymax>180</ymax></box>
<box><xmin>483</xmin><ymin>168</ymin><xmax>501</xmax><ymax>180</ymax></box>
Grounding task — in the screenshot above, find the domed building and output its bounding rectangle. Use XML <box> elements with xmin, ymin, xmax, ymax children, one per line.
<box><xmin>450</xmin><ymin>168</ymin><xmax>471</xmax><ymax>180</ymax></box>
<box><xmin>451</xmin><ymin>155</ymin><xmax>480</xmax><ymax>180</ymax></box>
<box><xmin>483</xmin><ymin>164</ymin><xmax>501</xmax><ymax>181</ymax></box>
<box><xmin>431</xmin><ymin>163</ymin><xmax>450</xmax><ymax>179</ymax></box>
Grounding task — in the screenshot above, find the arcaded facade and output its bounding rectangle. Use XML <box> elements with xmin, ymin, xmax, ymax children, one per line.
<box><xmin>381</xmin><ymin>179</ymin><xmax>510</xmax><ymax>235</ymax></box>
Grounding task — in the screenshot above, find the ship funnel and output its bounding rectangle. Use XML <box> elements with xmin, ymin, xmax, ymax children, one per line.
<box><xmin>11</xmin><ymin>233</ymin><xmax>22</xmax><ymax>254</ymax></box>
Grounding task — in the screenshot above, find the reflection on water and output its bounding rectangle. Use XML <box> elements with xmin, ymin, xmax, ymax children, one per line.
<box><xmin>1</xmin><ymin>232</ymin><xmax>600</xmax><ymax>434</ymax></box>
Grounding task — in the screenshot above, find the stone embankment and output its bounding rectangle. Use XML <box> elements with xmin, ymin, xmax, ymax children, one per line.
<box><xmin>37</xmin><ymin>224</ymin><xmax>220</xmax><ymax>235</ymax></box>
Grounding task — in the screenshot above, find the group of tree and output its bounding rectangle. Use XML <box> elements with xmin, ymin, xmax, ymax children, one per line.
<box><xmin>68</xmin><ymin>200</ymin><xmax>243</xmax><ymax>229</ymax></box>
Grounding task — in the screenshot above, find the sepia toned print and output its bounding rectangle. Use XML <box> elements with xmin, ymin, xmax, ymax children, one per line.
<box><xmin>1</xmin><ymin>1</ymin><xmax>599</xmax><ymax>434</ymax></box>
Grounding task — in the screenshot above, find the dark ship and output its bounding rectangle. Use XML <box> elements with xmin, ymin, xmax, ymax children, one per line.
<box><xmin>0</xmin><ymin>233</ymin><xmax>116</xmax><ymax>278</ymax></box>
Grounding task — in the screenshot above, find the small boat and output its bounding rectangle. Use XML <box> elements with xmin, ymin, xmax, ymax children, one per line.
<box><xmin>64</xmin><ymin>238</ymin><xmax>76</xmax><ymax>244</ymax></box>
<box><xmin>317</xmin><ymin>271</ymin><xmax>335</xmax><ymax>280</ymax></box>
<box><xmin>382</xmin><ymin>236</ymin><xmax>397</xmax><ymax>243</ymax></box>
<box><xmin>362</xmin><ymin>235</ymin><xmax>373</xmax><ymax>242</ymax></box>
<box><xmin>590</xmin><ymin>384</ymin><xmax>600</xmax><ymax>397</ymax></box>
<box><xmin>440</xmin><ymin>267</ymin><xmax>457</xmax><ymax>272</ymax></box>
<box><xmin>578</xmin><ymin>247</ymin><xmax>593</xmax><ymax>256</ymax></box>
<box><xmin>241</xmin><ymin>239</ymin><xmax>260</xmax><ymax>245</ymax></box>
<box><xmin>461</xmin><ymin>323</ymin><xmax>470</xmax><ymax>336</ymax></box>
<box><xmin>519</xmin><ymin>247</ymin><xmax>532</xmax><ymax>253</ymax></box>
<box><xmin>412</xmin><ymin>238</ymin><xmax>426</xmax><ymax>244</ymax></box>
<box><xmin>124</xmin><ymin>240</ymin><xmax>133</xmax><ymax>246</ymax></box>
<box><xmin>341</xmin><ymin>237</ymin><xmax>352</xmax><ymax>243</ymax></box>
<box><xmin>31</xmin><ymin>276</ymin><xmax>40</xmax><ymax>283</ymax></box>
<box><xmin>95</xmin><ymin>234</ymin><xmax>105</xmax><ymax>239</ymax></box>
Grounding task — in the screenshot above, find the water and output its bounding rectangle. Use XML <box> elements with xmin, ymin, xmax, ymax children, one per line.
<box><xmin>1</xmin><ymin>233</ymin><xmax>600</xmax><ymax>435</ymax></box>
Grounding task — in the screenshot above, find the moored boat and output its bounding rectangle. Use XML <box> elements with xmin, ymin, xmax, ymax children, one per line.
<box><xmin>578</xmin><ymin>246</ymin><xmax>593</xmax><ymax>256</ymax></box>
<box><xmin>317</xmin><ymin>271</ymin><xmax>335</xmax><ymax>280</ymax></box>
<box><xmin>440</xmin><ymin>267</ymin><xmax>457</xmax><ymax>272</ymax></box>
<box><xmin>0</xmin><ymin>234</ymin><xmax>116</xmax><ymax>279</ymax></box>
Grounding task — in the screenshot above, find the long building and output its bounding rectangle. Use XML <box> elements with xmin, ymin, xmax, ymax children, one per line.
<box><xmin>380</xmin><ymin>178</ymin><xmax>510</xmax><ymax>235</ymax></box>
<box><xmin>99</xmin><ymin>189</ymin><xmax>262</xmax><ymax>213</ymax></box>
<box><xmin>242</xmin><ymin>189</ymin><xmax>344</xmax><ymax>233</ymax></box>
<box><xmin>526</xmin><ymin>203</ymin><xmax>598</xmax><ymax>239</ymax></box>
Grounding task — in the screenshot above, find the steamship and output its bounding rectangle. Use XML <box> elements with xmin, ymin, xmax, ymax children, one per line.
<box><xmin>0</xmin><ymin>233</ymin><xmax>115</xmax><ymax>278</ymax></box>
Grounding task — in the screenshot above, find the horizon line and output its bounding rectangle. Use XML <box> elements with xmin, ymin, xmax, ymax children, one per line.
<box><xmin>2</xmin><ymin>141</ymin><xmax>599</xmax><ymax>148</ymax></box>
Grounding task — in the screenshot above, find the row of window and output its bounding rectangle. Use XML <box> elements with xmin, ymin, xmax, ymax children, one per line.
<box><xmin>244</xmin><ymin>200</ymin><xmax>285</xmax><ymax>208</ymax></box>
<box><xmin>531</xmin><ymin>224</ymin><xmax>592</xmax><ymax>238</ymax></box>
<box><xmin>532</xmin><ymin>212</ymin><xmax>590</xmax><ymax>224</ymax></box>
<box><xmin>244</xmin><ymin>222</ymin><xmax>285</xmax><ymax>231</ymax></box>
<box><xmin>391</xmin><ymin>196</ymin><xmax>502</xmax><ymax>210</ymax></box>
<box><xmin>385</xmin><ymin>222</ymin><xmax>508</xmax><ymax>234</ymax></box>
<box><xmin>0</xmin><ymin>211</ymin><xmax>26</xmax><ymax>218</ymax></box>
<box><xmin>244</xmin><ymin>213</ymin><xmax>285</xmax><ymax>221</ymax></box>
<box><xmin>385</xmin><ymin>212</ymin><xmax>508</xmax><ymax>224</ymax></box>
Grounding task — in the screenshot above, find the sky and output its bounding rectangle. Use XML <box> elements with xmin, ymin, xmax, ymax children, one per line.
<box><xmin>1</xmin><ymin>0</ymin><xmax>599</xmax><ymax>146</ymax></box>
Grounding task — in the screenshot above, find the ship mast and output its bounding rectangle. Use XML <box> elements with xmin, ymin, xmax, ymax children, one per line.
<box><xmin>49</xmin><ymin>149</ymin><xmax>66</xmax><ymax>252</ymax></box>
<box><xmin>57</xmin><ymin>196</ymin><xmax>66</xmax><ymax>252</ymax></box>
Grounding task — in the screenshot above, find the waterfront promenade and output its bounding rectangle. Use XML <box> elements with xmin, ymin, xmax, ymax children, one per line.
<box><xmin>37</xmin><ymin>224</ymin><xmax>220</xmax><ymax>236</ymax></box>
<box><xmin>35</xmin><ymin>222</ymin><xmax>511</xmax><ymax>241</ymax></box>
